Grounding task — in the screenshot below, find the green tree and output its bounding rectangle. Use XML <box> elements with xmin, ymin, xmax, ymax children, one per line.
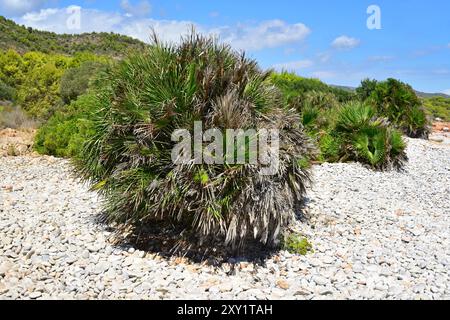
<box><xmin>60</xmin><ymin>60</ymin><xmax>107</xmax><ymax>104</ymax></box>
<box><xmin>356</xmin><ymin>78</ymin><xmax>378</xmax><ymax>101</ymax></box>
<box><xmin>0</xmin><ymin>79</ymin><xmax>15</xmax><ymax>101</ymax></box>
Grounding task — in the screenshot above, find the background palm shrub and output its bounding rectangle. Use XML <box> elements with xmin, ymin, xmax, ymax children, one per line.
<box><xmin>356</xmin><ymin>78</ymin><xmax>378</xmax><ymax>101</ymax></box>
<box><xmin>74</xmin><ymin>33</ymin><xmax>317</xmax><ymax>250</ymax></box>
<box><xmin>303</xmin><ymin>90</ymin><xmax>340</xmax><ymax>110</ymax></box>
<box><xmin>324</xmin><ymin>102</ymin><xmax>408</xmax><ymax>169</ymax></box>
<box><xmin>365</xmin><ymin>78</ymin><xmax>430</xmax><ymax>139</ymax></box>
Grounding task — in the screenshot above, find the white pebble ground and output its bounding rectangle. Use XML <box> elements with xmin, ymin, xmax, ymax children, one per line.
<box><xmin>0</xmin><ymin>138</ymin><xmax>449</xmax><ymax>300</ymax></box>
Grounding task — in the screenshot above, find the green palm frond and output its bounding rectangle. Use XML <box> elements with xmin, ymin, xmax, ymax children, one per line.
<box><xmin>335</xmin><ymin>101</ymin><xmax>375</xmax><ymax>133</ymax></box>
<box><xmin>352</xmin><ymin>127</ymin><xmax>387</xmax><ymax>167</ymax></box>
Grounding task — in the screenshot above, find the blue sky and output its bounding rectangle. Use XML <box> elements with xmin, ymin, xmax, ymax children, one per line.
<box><xmin>1</xmin><ymin>0</ymin><xmax>449</xmax><ymax>93</ymax></box>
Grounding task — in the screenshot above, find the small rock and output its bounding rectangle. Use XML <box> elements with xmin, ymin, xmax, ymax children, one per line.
<box><xmin>219</xmin><ymin>283</ymin><xmax>233</xmax><ymax>293</ymax></box>
<box><xmin>321</xmin><ymin>256</ymin><xmax>335</xmax><ymax>264</ymax></box>
<box><xmin>0</xmin><ymin>261</ymin><xmax>13</xmax><ymax>276</ymax></box>
<box><xmin>312</xmin><ymin>276</ymin><xmax>328</xmax><ymax>286</ymax></box>
<box><xmin>29</xmin><ymin>292</ymin><xmax>42</xmax><ymax>299</ymax></box>
<box><xmin>65</xmin><ymin>256</ymin><xmax>77</xmax><ymax>265</ymax></box>
<box><xmin>81</xmin><ymin>250</ymin><xmax>90</xmax><ymax>259</ymax></box>
<box><xmin>401</xmin><ymin>236</ymin><xmax>412</xmax><ymax>243</ymax></box>
<box><xmin>276</xmin><ymin>279</ymin><xmax>290</xmax><ymax>290</ymax></box>
<box><xmin>412</xmin><ymin>284</ymin><xmax>426</xmax><ymax>294</ymax></box>
<box><xmin>2</xmin><ymin>185</ymin><xmax>13</xmax><ymax>192</ymax></box>
<box><xmin>0</xmin><ymin>282</ymin><xmax>9</xmax><ymax>294</ymax></box>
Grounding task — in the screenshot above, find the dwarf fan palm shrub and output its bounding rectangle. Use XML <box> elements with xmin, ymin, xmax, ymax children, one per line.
<box><xmin>303</xmin><ymin>90</ymin><xmax>339</xmax><ymax>110</ymax></box>
<box><xmin>322</xmin><ymin>102</ymin><xmax>407</xmax><ymax>169</ymax></box>
<box><xmin>367</xmin><ymin>78</ymin><xmax>430</xmax><ymax>139</ymax></box>
<box><xmin>74</xmin><ymin>32</ymin><xmax>316</xmax><ymax>250</ymax></box>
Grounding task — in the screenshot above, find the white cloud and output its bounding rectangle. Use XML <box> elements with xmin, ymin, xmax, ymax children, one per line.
<box><xmin>212</xmin><ymin>19</ymin><xmax>311</xmax><ymax>51</ymax></box>
<box><xmin>331</xmin><ymin>35</ymin><xmax>360</xmax><ymax>50</ymax></box>
<box><xmin>120</xmin><ymin>0</ymin><xmax>151</xmax><ymax>18</ymax></box>
<box><xmin>17</xmin><ymin>7</ymin><xmax>311</xmax><ymax>52</ymax></box>
<box><xmin>443</xmin><ymin>89</ymin><xmax>450</xmax><ymax>95</ymax></box>
<box><xmin>0</xmin><ymin>0</ymin><xmax>48</xmax><ymax>16</ymax></box>
<box><xmin>22</xmin><ymin>8</ymin><xmax>58</xmax><ymax>22</ymax></box>
<box><xmin>272</xmin><ymin>60</ymin><xmax>313</xmax><ymax>71</ymax></box>
<box><xmin>21</xmin><ymin>7</ymin><xmax>125</xmax><ymax>35</ymax></box>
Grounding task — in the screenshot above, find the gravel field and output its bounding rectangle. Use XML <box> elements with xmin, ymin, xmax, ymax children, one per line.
<box><xmin>0</xmin><ymin>137</ymin><xmax>449</xmax><ymax>300</ymax></box>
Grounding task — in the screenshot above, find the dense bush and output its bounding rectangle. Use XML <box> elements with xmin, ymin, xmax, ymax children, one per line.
<box><xmin>323</xmin><ymin>102</ymin><xmax>407</xmax><ymax>169</ymax></box>
<box><xmin>0</xmin><ymin>49</ymin><xmax>110</xmax><ymax>120</ymax></box>
<box><xmin>74</xmin><ymin>34</ymin><xmax>317</xmax><ymax>250</ymax></box>
<box><xmin>356</xmin><ymin>78</ymin><xmax>377</xmax><ymax>101</ymax></box>
<box><xmin>60</xmin><ymin>61</ymin><xmax>107</xmax><ymax>104</ymax></box>
<box><xmin>271</xmin><ymin>72</ymin><xmax>355</xmax><ymax>103</ymax></box>
<box><xmin>366</xmin><ymin>78</ymin><xmax>430</xmax><ymax>139</ymax></box>
<box><xmin>422</xmin><ymin>97</ymin><xmax>450</xmax><ymax>121</ymax></box>
<box><xmin>15</xmin><ymin>52</ymin><xmax>70</xmax><ymax>119</ymax></box>
<box><xmin>0</xmin><ymin>79</ymin><xmax>15</xmax><ymax>101</ymax></box>
<box><xmin>34</xmin><ymin>94</ymin><xmax>96</xmax><ymax>157</ymax></box>
<box><xmin>302</xmin><ymin>90</ymin><xmax>339</xmax><ymax>110</ymax></box>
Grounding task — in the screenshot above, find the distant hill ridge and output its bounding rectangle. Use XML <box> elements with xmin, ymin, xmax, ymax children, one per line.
<box><xmin>0</xmin><ymin>16</ymin><xmax>148</xmax><ymax>57</ymax></box>
<box><xmin>331</xmin><ymin>84</ymin><xmax>450</xmax><ymax>99</ymax></box>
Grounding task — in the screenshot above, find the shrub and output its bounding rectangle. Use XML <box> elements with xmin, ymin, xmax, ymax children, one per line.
<box><xmin>60</xmin><ymin>60</ymin><xmax>107</xmax><ymax>104</ymax></box>
<box><xmin>292</xmin><ymin>92</ymin><xmax>340</xmax><ymax>137</ymax></box>
<box><xmin>368</xmin><ymin>78</ymin><xmax>430</xmax><ymax>139</ymax></box>
<box><xmin>325</xmin><ymin>102</ymin><xmax>408</xmax><ymax>170</ymax></box>
<box><xmin>318</xmin><ymin>132</ymin><xmax>343</xmax><ymax>162</ymax></box>
<box><xmin>0</xmin><ymin>80</ymin><xmax>15</xmax><ymax>101</ymax></box>
<box><xmin>422</xmin><ymin>97</ymin><xmax>450</xmax><ymax>121</ymax></box>
<box><xmin>335</xmin><ymin>101</ymin><xmax>375</xmax><ymax>133</ymax></box>
<box><xmin>281</xmin><ymin>233</ymin><xmax>313</xmax><ymax>255</ymax></box>
<box><xmin>6</xmin><ymin>144</ymin><xmax>18</xmax><ymax>156</ymax></box>
<box><xmin>0</xmin><ymin>49</ymin><xmax>109</xmax><ymax>120</ymax></box>
<box><xmin>74</xmin><ymin>33</ymin><xmax>317</xmax><ymax>251</ymax></box>
<box><xmin>15</xmin><ymin>54</ymin><xmax>69</xmax><ymax>119</ymax></box>
<box><xmin>34</xmin><ymin>94</ymin><xmax>96</xmax><ymax>157</ymax></box>
<box><xmin>300</xmin><ymin>104</ymin><xmax>320</xmax><ymax>129</ymax></box>
<box><xmin>303</xmin><ymin>90</ymin><xmax>340</xmax><ymax>110</ymax></box>
<box><xmin>271</xmin><ymin>72</ymin><xmax>355</xmax><ymax>104</ymax></box>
